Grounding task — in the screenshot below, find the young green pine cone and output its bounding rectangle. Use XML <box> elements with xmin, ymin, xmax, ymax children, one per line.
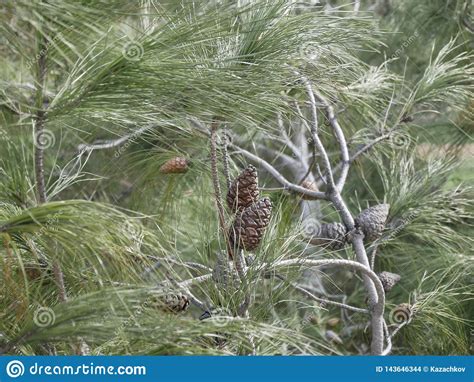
<box><xmin>309</xmin><ymin>222</ymin><xmax>347</xmax><ymax>250</ymax></box>
<box><xmin>226</xmin><ymin>165</ymin><xmax>259</xmax><ymax>212</ymax></box>
<box><xmin>377</xmin><ymin>271</ymin><xmax>401</xmax><ymax>293</ymax></box>
<box><xmin>354</xmin><ymin>203</ymin><xmax>390</xmax><ymax>241</ymax></box>
<box><xmin>212</xmin><ymin>251</ymin><xmax>239</xmax><ymax>288</ymax></box>
<box><xmin>229</xmin><ymin>197</ymin><xmax>272</xmax><ymax>251</ymax></box>
<box><xmin>159</xmin><ymin>157</ymin><xmax>189</xmax><ymax>174</ymax></box>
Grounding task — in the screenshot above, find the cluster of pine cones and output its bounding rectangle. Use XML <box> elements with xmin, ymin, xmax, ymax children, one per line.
<box><xmin>226</xmin><ymin>165</ymin><xmax>272</xmax><ymax>252</ymax></box>
<box><xmin>309</xmin><ymin>203</ymin><xmax>390</xmax><ymax>249</ymax></box>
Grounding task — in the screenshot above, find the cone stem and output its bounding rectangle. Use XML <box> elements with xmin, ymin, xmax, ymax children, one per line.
<box><xmin>210</xmin><ymin>121</ymin><xmax>234</xmax><ymax>259</ymax></box>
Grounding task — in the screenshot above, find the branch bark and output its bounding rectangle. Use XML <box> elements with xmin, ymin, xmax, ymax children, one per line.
<box><xmin>34</xmin><ymin>35</ymin><xmax>48</xmax><ymax>204</ymax></box>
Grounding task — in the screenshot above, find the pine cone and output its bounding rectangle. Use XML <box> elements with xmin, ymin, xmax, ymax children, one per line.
<box><xmin>159</xmin><ymin>293</ymin><xmax>190</xmax><ymax>313</ymax></box>
<box><xmin>377</xmin><ymin>271</ymin><xmax>401</xmax><ymax>293</ymax></box>
<box><xmin>229</xmin><ymin>197</ymin><xmax>272</xmax><ymax>251</ymax></box>
<box><xmin>226</xmin><ymin>165</ymin><xmax>259</xmax><ymax>212</ymax></box>
<box><xmin>300</xmin><ymin>180</ymin><xmax>319</xmax><ymax>200</ymax></box>
<box><xmin>159</xmin><ymin>157</ymin><xmax>189</xmax><ymax>174</ymax></box>
<box><xmin>309</xmin><ymin>222</ymin><xmax>347</xmax><ymax>250</ymax></box>
<box><xmin>212</xmin><ymin>251</ymin><xmax>239</xmax><ymax>288</ymax></box>
<box><xmin>354</xmin><ymin>203</ymin><xmax>390</xmax><ymax>241</ymax></box>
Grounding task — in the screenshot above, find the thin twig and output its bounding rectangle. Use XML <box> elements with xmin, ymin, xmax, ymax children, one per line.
<box><xmin>178</xmin><ymin>274</ymin><xmax>212</xmax><ymax>288</ymax></box>
<box><xmin>222</xmin><ymin>128</ymin><xmax>232</xmax><ymax>190</ymax></box>
<box><xmin>209</xmin><ymin>121</ymin><xmax>228</xmax><ymax>247</ymax></box>
<box><xmin>382</xmin><ymin>320</ymin><xmax>392</xmax><ymax>355</ymax></box>
<box><xmin>299</xmin><ymin>75</ymin><xmax>337</xmax><ymax>191</ymax></box>
<box><xmin>293</xmin><ymin>102</ymin><xmax>316</xmax><ymax>184</ymax></box>
<box><xmin>369</xmin><ymin>245</ymin><xmax>379</xmax><ymax>270</ymax></box>
<box><xmin>353</xmin><ymin>0</ymin><xmax>361</xmax><ymax>14</ymax></box>
<box><xmin>315</xmin><ymin>131</ymin><xmax>393</xmax><ymax>189</ymax></box>
<box><xmin>77</xmin><ymin>125</ymin><xmax>154</xmax><ymax>153</ymax></box>
<box><xmin>52</xmin><ymin>260</ymin><xmax>67</xmax><ymax>302</ymax></box>
<box><xmin>276</xmin><ymin>275</ymin><xmax>369</xmax><ymax>314</ymax></box>
<box><xmin>311</xmin><ymin>89</ymin><xmax>350</xmax><ymax>192</ymax></box>
<box><xmin>34</xmin><ymin>35</ymin><xmax>48</xmax><ymax>204</ymax></box>
<box><xmin>277</xmin><ymin>112</ymin><xmax>306</xmax><ymax>164</ymax></box>
<box><xmin>231</xmin><ymin>147</ymin><xmax>327</xmax><ymax>200</ymax></box>
<box><xmin>272</xmin><ymin>258</ymin><xmax>385</xmax><ymax>311</ymax></box>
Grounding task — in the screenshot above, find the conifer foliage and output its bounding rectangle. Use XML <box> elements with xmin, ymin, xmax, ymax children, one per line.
<box><xmin>0</xmin><ymin>0</ymin><xmax>472</xmax><ymax>356</ymax></box>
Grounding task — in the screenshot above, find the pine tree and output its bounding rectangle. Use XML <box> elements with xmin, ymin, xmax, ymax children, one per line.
<box><xmin>0</xmin><ymin>0</ymin><xmax>472</xmax><ymax>356</ymax></box>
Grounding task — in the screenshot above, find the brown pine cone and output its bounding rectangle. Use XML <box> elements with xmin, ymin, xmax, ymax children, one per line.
<box><xmin>354</xmin><ymin>203</ymin><xmax>390</xmax><ymax>241</ymax></box>
<box><xmin>377</xmin><ymin>271</ymin><xmax>401</xmax><ymax>293</ymax></box>
<box><xmin>226</xmin><ymin>165</ymin><xmax>259</xmax><ymax>212</ymax></box>
<box><xmin>309</xmin><ymin>222</ymin><xmax>347</xmax><ymax>250</ymax></box>
<box><xmin>159</xmin><ymin>157</ymin><xmax>189</xmax><ymax>174</ymax></box>
<box><xmin>155</xmin><ymin>293</ymin><xmax>190</xmax><ymax>313</ymax></box>
<box><xmin>300</xmin><ymin>180</ymin><xmax>319</xmax><ymax>200</ymax></box>
<box><xmin>229</xmin><ymin>197</ymin><xmax>272</xmax><ymax>251</ymax></box>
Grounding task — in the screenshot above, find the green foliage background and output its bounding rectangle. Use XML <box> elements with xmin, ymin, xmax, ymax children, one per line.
<box><xmin>0</xmin><ymin>0</ymin><xmax>472</xmax><ymax>355</ymax></box>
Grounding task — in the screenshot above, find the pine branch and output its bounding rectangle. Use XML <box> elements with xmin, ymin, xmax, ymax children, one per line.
<box><xmin>310</xmin><ymin>89</ymin><xmax>350</xmax><ymax>192</ymax></box>
<box><xmin>34</xmin><ymin>34</ymin><xmax>48</xmax><ymax>204</ymax></box>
